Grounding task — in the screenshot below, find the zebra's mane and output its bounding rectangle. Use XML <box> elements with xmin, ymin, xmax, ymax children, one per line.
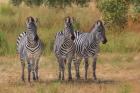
<box><xmin>16</xmin><ymin>32</ymin><xmax>26</xmax><ymax>47</ymax></box>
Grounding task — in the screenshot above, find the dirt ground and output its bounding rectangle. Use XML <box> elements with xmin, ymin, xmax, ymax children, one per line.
<box><xmin>0</xmin><ymin>53</ymin><xmax>140</xmax><ymax>93</ymax></box>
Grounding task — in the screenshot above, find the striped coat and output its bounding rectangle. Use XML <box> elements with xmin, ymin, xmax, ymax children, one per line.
<box><xmin>16</xmin><ymin>17</ymin><xmax>43</xmax><ymax>82</ymax></box>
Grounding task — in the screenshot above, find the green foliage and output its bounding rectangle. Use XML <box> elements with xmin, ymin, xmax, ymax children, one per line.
<box><xmin>0</xmin><ymin>5</ymin><xmax>15</xmax><ymax>16</ymax></box>
<box><xmin>133</xmin><ymin>5</ymin><xmax>140</xmax><ymax>13</ymax></box>
<box><xmin>128</xmin><ymin>0</ymin><xmax>140</xmax><ymax>5</ymax></box>
<box><xmin>128</xmin><ymin>0</ymin><xmax>140</xmax><ymax>13</ymax></box>
<box><xmin>120</xmin><ymin>84</ymin><xmax>132</xmax><ymax>93</ymax></box>
<box><xmin>97</xmin><ymin>0</ymin><xmax>128</xmax><ymax>29</ymax></box>
<box><xmin>101</xmin><ymin>31</ymin><xmax>140</xmax><ymax>53</ymax></box>
<box><xmin>10</xmin><ymin>0</ymin><xmax>22</xmax><ymax>6</ymax></box>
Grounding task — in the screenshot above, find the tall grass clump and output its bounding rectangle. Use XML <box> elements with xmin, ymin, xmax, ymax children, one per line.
<box><xmin>119</xmin><ymin>84</ymin><xmax>132</xmax><ymax>93</ymax></box>
<box><xmin>0</xmin><ymin>31</ymin><xmax>8</xmax><ymax>55</ymax></box>
<box><xmin>97</xmin><ymin>0</ymin><xmax>128</xmax><ymax>29</ymax></box>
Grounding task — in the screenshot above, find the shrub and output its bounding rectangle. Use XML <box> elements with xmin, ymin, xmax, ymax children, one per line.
<box><xmin>97</xmin><ymin>0</ymin><xmax>129</xmax><ymax>29</ymax></box>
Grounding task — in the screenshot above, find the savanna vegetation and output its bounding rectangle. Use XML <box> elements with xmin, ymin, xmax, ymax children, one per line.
<box><xmin>0</xmin><ymin>0</ymin><xmax>140</xmax><ymax>93</ymax></box>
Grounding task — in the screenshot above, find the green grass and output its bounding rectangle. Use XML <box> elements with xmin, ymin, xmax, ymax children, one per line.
<box><xmin>100</xmin><ymin>31</ymin><xmax>140</xmax><ymax>53</ymax></box>
<box><xmin>119</xmin><ymin>84</ymin><xmax>132</xmax><ymax>93</ymax></box>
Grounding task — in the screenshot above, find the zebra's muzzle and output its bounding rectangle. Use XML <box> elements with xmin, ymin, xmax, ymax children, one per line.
<box><xmin>102</xmin><ymin>39</ymin><xmax>107</xmax><ymax>44</ymax></box>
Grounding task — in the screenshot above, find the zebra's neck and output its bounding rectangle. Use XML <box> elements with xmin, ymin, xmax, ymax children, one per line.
<box><xmin>87</xmin><ymin>32</ymin><xmax>97</xmax><ymax>43</ymax></box>
<box><xmin>89</xmin><ymin>27</ymin><xmax>100</xmax><ymax>44</ymax></box>
<box><xmin>62</xmin><ymin>37</ymin><xmax>73</xmax><ymax>49</ymax></box>
<box><xmin>27</xmin><ymin>37</ymin><xmax>38</xmax><ymax>48</ymax></box>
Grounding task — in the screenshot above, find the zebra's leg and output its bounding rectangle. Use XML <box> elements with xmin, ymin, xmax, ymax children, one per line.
<box><xmin>92</xmin><ymin>56</ymin><xmax>97</xmax><ymax>80</ymax></box>
<box><xmin>58</xmin><ymin>62</ymin><xmax>61</xmax><ymax>80</ymax></box>
<box><xmin>27</xmin><ymin>60</ymin><xmax>31</xmax><ymax>82</ymax></box>
<box><xmin>57</xmin><ymin>57</ymin><xmax>62</xmax><ymax>80</ymax></box>
<box><xmin>35</xmin><ymin>60</ymin><xmax>39</xmax><ymax>80</ymax></box>
<box><xmin>84</xmin><ymin>58</ymin><xmax>89</xmax><ymax>80</ymax></box>
<box><xmin>21</xmin><ymin>60</ymin><xmax>25</xmax><ymax>81</ymax></box>
<box><xmin>31</xmin><ymin>59</ymin><xmax>36</xmax><ymax>81</ymax></box>
<box><xmin>19</xmin><ymin>50</ymin><xmax>25</xmax><ymax>81</ymax></box>
<box><xmin>74</xmin><ymin>58</ymin><xmax>81</xmax><ymax>80</ymax></box>
<box><xmin>68</xmin><ymin>57</ymin><xmax>73</xmax><ymax>80</ymax></box>
<box><xmin>61</xmin><ymin>58</ymin><xmax>65</xmax><ymax>80</ymax></box>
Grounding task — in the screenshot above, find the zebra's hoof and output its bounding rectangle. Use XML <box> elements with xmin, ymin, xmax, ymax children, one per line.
<box><xmin>36</xmin><ymin>76</ymin><xmax>39</xmax><ymax>80</ymax></box>
<box><xmin>62</xmin><ymin>78</ymin><xmax>65</xmax><ymax>81</ymax></box>
<box><xmin>93</xmin><ymin>77</ymin><xmax>97</xmax><ymax>81</ymax></box>
<box><xmin>84</xmin><ymin>78</ymin><xmax>87</xmax><ymax>81</ymax></box>
<box><xmin>76</xmin><ymin>75</ymin><xmax>80</xmax><ymax>80</ymax></box>
<box><xmin>22</xmin><ymin>78</ymin><xmax>25</xmax><ymax>82</ymax></box>
<box><xmin>28</xmin><ymin>78</ymin><xmax>31</xmax><ymax>82</ymax></box>
<box><xmin>68</xmin><ymin>77</ymin><xmax>72</xmax><ymax>81</ymax></box>
<box><xmin>33</xmin><ymin>77</ymin><xmax>36</xmax><ymax>81</ymax></box>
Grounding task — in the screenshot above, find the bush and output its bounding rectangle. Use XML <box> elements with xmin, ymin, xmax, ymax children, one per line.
<box><xmin>97</xmin><ymin>0</ymin><xmax>128</xmax><ymax>29</ymax></box>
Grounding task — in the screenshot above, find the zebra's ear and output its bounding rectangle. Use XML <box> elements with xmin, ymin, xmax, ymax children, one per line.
<box><xmin>27</xmin><ymin>16</ymin><xmax>35</xmax><ymax>23</ymax></box>
<box><xmin>96</xmin><ymin>20</ymin><xmax>103</xmax><ymax>26</ymax></box>
<box><xmin>26</xmin><ymin>16</ymin><xmax>35</xmax><ymax>26</ymax></box>
<box><xmin>26</xmin><ymin>17</ymin><xmax>29</xmax><ymax>26</ymax></box>
<box><xmin>35</xmin><ymin>17</ymin><xmax>39</xmax><ymax>26</ymax></box>
<box><xmin>97</xmin><ymin>21</ymin><xmax>101</xmax><ymax>26</ymax></box>
<box><xmin>65</xmin><ymin>16</ymin><xmax>71</xmax><ymax>23</ymax></box>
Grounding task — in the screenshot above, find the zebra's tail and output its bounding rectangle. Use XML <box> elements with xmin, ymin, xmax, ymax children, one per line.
<box><xmin>16</xmin><ymin>32</ymin><xmax>26</xmax><ymax>53</ymax></box>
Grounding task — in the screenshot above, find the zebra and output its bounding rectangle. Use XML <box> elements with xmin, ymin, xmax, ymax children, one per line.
<box><xmin>16</xmin><ymin>16</ymin><xmax>43</xmax><ymax>82</ymax></box>
<box><xmin>73</xmin><ymin>20</ymin><xmax>107</xmax><ymax>80</ymax></box>
<box><xmin>54</xmin><ymin>16</ymin><xmax>75</xmax><ymax>80</ymax></box>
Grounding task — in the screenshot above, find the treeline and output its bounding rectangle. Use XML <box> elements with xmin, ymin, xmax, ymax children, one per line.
<box><xmin>9</xmin><ymin>0</ymin><xmax>140</xmax><ymax>29</ymax></box>
<box><xmin>10</xmin><ymin>0</ymin><xmax>90</xmax><ymax>7</ymax></box>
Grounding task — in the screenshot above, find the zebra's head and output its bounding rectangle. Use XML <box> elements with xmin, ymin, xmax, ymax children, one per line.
<box><xmin>63</xmin><ymin>16</ymin><xmax>75</xmax><ymax>40</ymax></box>
<box><xmin>94</xmin><ymin>20</ymin><xmax>107</xmax><ymax>44</ymax></box>
<box><xmin>26</xmin><ymin>16</ymin><xmax>38</xmax><ymax>42</ymax></box>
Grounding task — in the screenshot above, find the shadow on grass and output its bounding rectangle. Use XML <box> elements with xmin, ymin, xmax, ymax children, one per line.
<box><xmin>9</xmin><ymin>78</ymin><xmax>120</xmax><ymax>87</ymax></box>
<box><xmin>38</xmin><ymin>78</ymin><xmax>119</xmax><ymax>85</ymax></box>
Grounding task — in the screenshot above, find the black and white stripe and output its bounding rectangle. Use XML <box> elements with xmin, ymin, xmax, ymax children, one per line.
<box><xmin>16</xmin><ymin>32</ymin><xmax>26</xmax><ymax>52</ymax></box>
